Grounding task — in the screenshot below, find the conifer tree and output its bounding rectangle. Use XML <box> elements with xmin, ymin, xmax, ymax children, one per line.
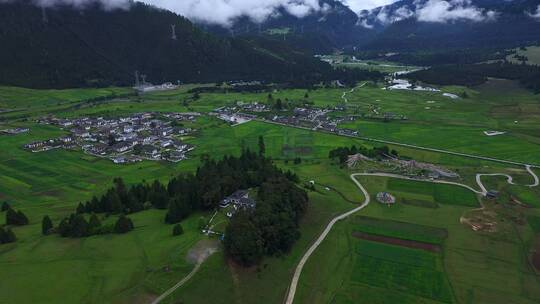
<box><xmin>42</xmin><ymin>215</ymin><xmax>53</xmax><ymax>235</ymax></box>
<box><xmin>114</xmin><ymin>215</ymin><xmax>134</xmax><ymax>234</ymax></box>
<box><xmin>172</xmin><ymin>224</ymin><xmax>184</xmax><ymax>236</ymax></box>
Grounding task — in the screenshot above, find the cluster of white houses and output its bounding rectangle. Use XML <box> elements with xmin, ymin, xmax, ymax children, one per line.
<box><xmin>24</xmin><ymin>112</ymin><xmax>198</xmax><ymax>164</ymax></box>
<box><xmin>211</xmin><ymin>106</ymin><xmax>258</xmax><ymax>125</ymax></box>
<box><xmin>271</xmin><ymin>107</ymin><xmax>359</xmax><ymax>137</ymax></box>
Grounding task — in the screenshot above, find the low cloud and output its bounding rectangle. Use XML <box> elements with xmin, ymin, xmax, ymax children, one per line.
<box><xmin>138</xmin><ymin>0</ymin><xmax>324</xmax><ymax>26</ymax></box>
<box><xmin>343</xmin><ymin>0</ymin><xmax>396</xmax><ymax>12</ymax></box>
<box><xmin>376</xmin><ymin>5</ymin><xmax>414</xmax><ymax>25</ymax></box>
<box><xmin>359</xmin><ymin>0</ymin><xmax>497</xmax><ymax>28</ymax></box>
<box><xmin>415</xmin><ymin>0</ymin><xmax>496</xmax><ymax>23</ymax></box>
<box><xmin>527</xmin><ymin>5</ymin><xmax>540</xmax><ymax>20</ymax></box>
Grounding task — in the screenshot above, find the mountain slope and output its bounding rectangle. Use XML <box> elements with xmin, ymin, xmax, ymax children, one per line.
<box><xmin>0</xmin><ymin>1</ymin><xmax>332</xmax><ymax>88</ymax></box>
<box><xmin>203</xmin><ymin>0</ymin><xmax>372</xmax><ymax>53</ymax></box>
<box><xmin>358</xmin><ymin>0</ymin><xmax>540</xmax><ymax>51</ymax></box>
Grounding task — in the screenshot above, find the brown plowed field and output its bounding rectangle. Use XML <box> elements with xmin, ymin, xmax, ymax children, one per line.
<box><xmin>352</xmin><ymin>231</ymin><xmax>441</xmax><ymax>253</ymax></box>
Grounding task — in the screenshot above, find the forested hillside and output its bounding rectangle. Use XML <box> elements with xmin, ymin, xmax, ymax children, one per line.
<box><xmin>408</xmin><ymin>62</ymin><xmax>540</xmax><ymax>93</ymax></box>
<box><xmin>0</xmin><ymin>1</ymin><xmax>334</xmax><ymax>89</ymax></box>
<box><xmin>204</xmin><ymin>0</ymin><xmax>373</xmax><ymax>53</ymax></box>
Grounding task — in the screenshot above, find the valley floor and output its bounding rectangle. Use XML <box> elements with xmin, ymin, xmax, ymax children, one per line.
<box><xmin>1</xmin><ymin>80</ymin><xmax>539</xmax><ymax>303</ymax></box>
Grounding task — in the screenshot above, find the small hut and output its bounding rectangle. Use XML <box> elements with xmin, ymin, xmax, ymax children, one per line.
<box><xmin>376</xmin><ymin>192</ymin><xmax>396</xmax><ymax>206</ymax></box>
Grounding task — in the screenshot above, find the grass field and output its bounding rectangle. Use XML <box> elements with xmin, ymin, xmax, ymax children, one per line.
<box><xmin>0</xmin><ymin>86</ymin><xmax>132</xmax><ymax>110</ymax></box>
<box><xmin>352</xmin><ymin>216</ymin><xmax>448</xmax><ymax>245</ymax></box>
<box><xmin>350</xmin><ymin>240</ymin><xmax>453</xmax><ymax>303</ymax></box>
<box><xmin>1</xmin><ymin>82</ymin><xmax>540</xmax><ymax>303</ymax></box>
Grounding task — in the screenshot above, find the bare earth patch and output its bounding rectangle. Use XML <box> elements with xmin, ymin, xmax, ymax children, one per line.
<box><xmin>186</xmin><ymin>239</ymin><xmax>220</xmax><ymax>264</ymax></box>
<box><xmin>352</xmin><ymin>231</ymin><xmax>441</xmax><ymax>253</ymax></box>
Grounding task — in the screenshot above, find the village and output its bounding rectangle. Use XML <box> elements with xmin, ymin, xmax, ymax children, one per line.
<box><xmin>211</xmin><ymin>101</ymin><xmax>361</xmax><ymax>137</ymax></box>
<box><xmin>24</xmin><ymin>112</ymin><xmax>198</xmax><ymax>164</ymax></box>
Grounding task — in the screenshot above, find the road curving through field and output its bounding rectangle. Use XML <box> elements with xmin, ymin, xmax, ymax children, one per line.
<box><xmin>285</xmin><ymin>166</ymin><xmax>539</xmax><ymax>303</ymax></box>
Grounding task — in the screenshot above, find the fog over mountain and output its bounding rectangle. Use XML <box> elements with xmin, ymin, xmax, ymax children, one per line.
<box><xmin>4</xmin><ymin>0</ymin><xmax>392</xmax><ymax>26</ymax></box>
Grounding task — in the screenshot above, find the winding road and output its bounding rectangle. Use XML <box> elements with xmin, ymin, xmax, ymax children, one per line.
<box><xmin>151</xmin><ymin>263</ymin><xmax>202</xmax><ymax>304</ymax></box>
<box><xmin>285</xmin><ymin>173</ymin><xmax>371</xmax><ymax>304</ymax></box>
<box><xmin>341</xmin><ymin>82</ymin><xmax>366</xmax><ymax>103</ymax></box>
<box><xmin>284</xmin><ymin>165</ymin><xmax>539</xmax><ymax>304</ymax></box>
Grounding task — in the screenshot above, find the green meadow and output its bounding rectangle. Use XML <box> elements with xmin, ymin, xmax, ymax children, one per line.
<box><xmin>0</xmin><ymin>82</ymin><xmax>539</xmax><ymax>303</ymax></box>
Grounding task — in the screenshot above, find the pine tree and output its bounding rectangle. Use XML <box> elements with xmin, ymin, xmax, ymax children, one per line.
<box><xmin>172</xmin><ymin>224</ymin><xmax>184</xmax><ymax>236</ymax></box>
<box><xmin>258</xmin><ymin>136</ymin><xmax>265</xmax><ymax>156</ymax></box>
<box><xmin>0</xmin><ymin>227</ymin><xmax>6</xmax><ymax>244</ymax></box>
<box><xmin>6</xmin><ymin>208</ymin><xmax>29</xmax><ymax>226</ymax></box>
<box><xmin>5</xmin><ymin>229</ymin><xmax>16</xmax><ymax>243</ymax></box>
<box><xmin>0</xmin><ymin>227</ymin><xmax>16</xmax><ymax>244</ymax></box>
<box><xmin>16</xmin><ymin>210</ymin><xmax>29</xmax><ymax>225</ymax></box>
<box><xmin>88</xmin><ymin>214</ymin><xmax>102</xmax><ymax>234</ymax></box>
<box><xmin>114</xmin><ymin>215</ymin><xmax>134</xmax><ymax>234</ymax></box>
<box><xmin>57</xmin><ymin>217</ymin><xmax>71</xmax><ymax>237</ymax></box>
<box><xmin>42</xmin><ymin>215</ymin><xmax>53</xmax><ymax>235</ymax></box>
<box><xmin>70</xmin><ymin>214</ymin><xmax>89</xmax><ymax>237</ymax></box>
<box><xmin>76</xmin><ymin>202</ymin><xmax>86</xmax><ymax>214</ymax></box>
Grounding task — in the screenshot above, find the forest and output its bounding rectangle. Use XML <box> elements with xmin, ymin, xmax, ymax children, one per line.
<box><xmin>0</xmin><ymin>1</ymin><xmax>338</xmax><ymax>89</ymax></box>
<box><xmin>408</xmin><ymin>62</ymin><xmax>540</xmax><ymax>93</ymax></box>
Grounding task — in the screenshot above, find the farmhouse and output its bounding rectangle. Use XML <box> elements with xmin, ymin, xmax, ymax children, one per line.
<box><xmin>220</xmin><ymin>190</ymin><xmax>256</xmax><ymax>210</ymax></box>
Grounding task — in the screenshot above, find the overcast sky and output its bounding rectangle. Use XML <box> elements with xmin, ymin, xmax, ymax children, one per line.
<box><xmin>26</xmin><ymin>0</ymin><xmax>538</xmax><ymax>26</ymax></box>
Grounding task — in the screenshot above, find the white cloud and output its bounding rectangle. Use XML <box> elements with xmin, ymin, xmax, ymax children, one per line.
<box><xmin>376</xmin><ymin>5</ymin><xmax>414</xmax><ymax>24</ymax></box>
<box><xmin>342</xmin><ymin>0</ymin><xmax>396</xmax><ymax>12</ymax></box>
<box><xmin>32</xmin><ymin>0</ymin><xmax>129</xmax><ymax>10</ymax></box>
<box><xmin>415</xmin><ymin>0</ymin><xmax>496</xmax><ymax>23</ymax></box>
<box><xmin>138</xmin><ymin>0</ymin><xmax>324</xmax><ymax>26</ymax></box>
<box><xmin>527</xmin><ymin>5</ymin><xmax>540</xmax><ymax>19</ymax></box>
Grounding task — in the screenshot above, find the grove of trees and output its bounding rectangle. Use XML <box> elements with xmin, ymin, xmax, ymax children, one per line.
<box><xmin>329</xmin><ymin>144</ymin><xmax>398</xmax><ymax>164</ymax></box>
<box><xmin>224</xmin><ymin>177</ymin><xmax>308</xmax><ymax>266</ymax></box>
<box><xmin>0</xmin><ymin>227</ymin><xmax>16</xmax><ymax>244</ymax></box>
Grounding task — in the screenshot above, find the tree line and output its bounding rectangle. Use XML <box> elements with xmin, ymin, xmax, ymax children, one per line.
<box><xmin>408</xmin><ymin>62</ymin><xmax>540</xmax><ymax>93</ymax></box>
